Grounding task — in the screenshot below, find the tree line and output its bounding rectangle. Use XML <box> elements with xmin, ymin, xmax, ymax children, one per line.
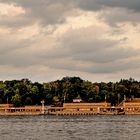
<box><xmin>0</xmin><ymin>77</ymin><xmax>140</xmax><ymax>106</ymax></box>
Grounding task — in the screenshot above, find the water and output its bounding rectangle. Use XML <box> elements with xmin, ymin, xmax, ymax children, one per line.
<box><xmin>0</xmin><ymin>115</ymin><xmax>140</xmax><ymax>140</ymax></box>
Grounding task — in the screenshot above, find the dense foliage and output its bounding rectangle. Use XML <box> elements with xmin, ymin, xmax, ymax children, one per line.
<box><xmin>0</xmin><ymin>77</ymin><xmax>140</xmax><ymax>106</ymax></box>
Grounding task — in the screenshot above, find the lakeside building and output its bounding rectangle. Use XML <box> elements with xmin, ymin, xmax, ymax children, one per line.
<box><xmin>0</xmin><ymin>98</ymin><xmax>140</xmax><ymax>115</ymax></box>
<box><xmin>48</xmin><ymin>95</ymin><xmax>112</xmax><ymax>115</ymax></box>
<box><xmin>124</xmin><ymin>98</ymin><xmax>140</xmax><ymax>114</ymax></box>
<box><xmin>0</xmin><ymin>104</ymin><xmax>43</xmax><ymax>115</ymax></box>
<box><xmin>48</xmin><ymin>97</ymin><xmax>140</xmax><ymax>115</ymax></box>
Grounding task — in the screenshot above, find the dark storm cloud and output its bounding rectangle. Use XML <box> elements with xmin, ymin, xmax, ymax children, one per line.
<box><xmin>76</xmin><ymin>0</ymin><xmax>140</xmax><ymax>25</ymax></box>
<box><xmin>76</xmin><ymin>0</ymin><xmax>140</xmax><ymax>12</ymax></box>
<box><xmin>1</xmin><ymin>0</ymin><xmax>140</xmax><ymax>27</ymax></box>
<box><xmin>2</xmin><ymin>0</ymin><xmax>140</xmax><ymax>11</ymax></box>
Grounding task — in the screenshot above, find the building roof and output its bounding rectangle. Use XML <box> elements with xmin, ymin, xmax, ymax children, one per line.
<box><xmin>75</xmin><ymin>94</ymin><xmax>81</xmax><ymax>99</ymax></box>
<box><xmin>73</xmin><ymin>95</ymin><xmax>82</xmax><ymax>103</ymax></box>
<box><xmin>126</xmin><ymin>98</ymin><xmax>140</xmax><ymax>103</ymax></box>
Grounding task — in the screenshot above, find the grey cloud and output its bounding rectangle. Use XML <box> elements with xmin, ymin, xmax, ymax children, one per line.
<box><xmin>0</xmin><ymin>0</ymin><xmax>140</xmax><ymax>28</ymax></box>
<box><xmin>0</xmin><ymin>16</ymin><xmax>35</xmax><ymax>28</ymax></box>
<box><xmin>45</xmin><ymin>55</ymin><xmax>140</xmax><ymax>74</ymax></box>
<box><xmin>0</xmin><ymin>0</ymin><xmax>140</xmax><ymax>81</ymax></box>
<box><xmin>99</xmin><ymin>8</ymin><xmax>140</xmax><ymax>26</ymax></box>
<box><xmin>0</xmin><ymin>26</ymin><xmax>139</xmax><ymax>76</ymax></box>
<box><xmin>0</xmin><ymin>49</ymin><xmax>40</xmax><ymax>67</ymax></box>
<box><xmin>0</xmin><ymin>38</ymin><xmax>37</xmax><ymax>67</ymax></box>
<box><xmin>0</xmin><ymin>36</ymin><xmax>33</xmax><ymax>55</ymax></box>
<box><xmin>3</xmin><ymin>0</ymin><xmax>140</xmax><ymax>12</ymax></box>
<box><xmin>76</xmin><ymin>0</ymin><xmax>140</xmax><ymax>12</ymax></box>
<box><xmin>0</xmin><ymin>0</ymin><xmax>75</xmax><ymax>26</ymax></box>
<box><xmin>60</xmin><ymin>28</ymin><xmax>138</xmax><ymax>63</ymax></box>
<box><xmin>75</xmin><ymin>0</ymin><xmax>140</xmax><ymax>25</ymax></box>
<box><xmin>73</xmin><ymin>47</ymin><xmax>138</xmax><ymax>63</ymax></box>
<box><xmin>38</xmin><ymin>27</ymin><xmax>140</xmax><ymax>74</ymax></box>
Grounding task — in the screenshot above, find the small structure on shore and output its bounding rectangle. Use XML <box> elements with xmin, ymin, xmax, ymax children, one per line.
<box><xmin>73</xmin><ymin>95</ymin><xmax>82</xmax><ymax>103</ymax></box>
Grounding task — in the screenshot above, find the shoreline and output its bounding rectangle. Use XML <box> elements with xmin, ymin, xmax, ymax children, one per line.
<box><xmin>0</xmin><ymin>112</ymin><xmax>140</xmax><ymax>116</ymax></box>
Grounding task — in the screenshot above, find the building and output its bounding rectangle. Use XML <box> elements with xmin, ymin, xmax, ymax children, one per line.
<box><xmin>73</xmin><ymin>95</ymin><xmax>82</xmax><ymax>103</ymax></box>
<box><xmin>123</xmin><ymin>98</ymin><xmax>140</xmax><ymax>114</ymax></box>
<box><xmin>0</xmin><ymin>104</ymin><xmax>14</xmax><ymax>108</ymax></box>
<box><xmin>48</xmin><ymin>102</ymin><xmax>111</xmax><ymax>115</ymax></box>
<box><xmin>0</xmin><ymin>104</ymin><xmax>43</xmax><ymax>115</ymax></box>
<box><xmin>63</xmin><ymin>102</ymin><xmax>110</xmax><ymax>109</ymax></box>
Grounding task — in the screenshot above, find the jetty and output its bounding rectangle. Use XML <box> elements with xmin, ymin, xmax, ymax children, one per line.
<box><xmin>0</xmin><ymin>104</ymin><xmax>44</xmax><ymax>116</ymax></box>
<box><xmin>0</xmin><ymin>98</ymin><xmax>140</xmax><ymax>116</ymax></box>
<box><xmin>47</xmin><ymin>98</ymin><xmax>140</xmax><ymax>115</ymax></box>
<box><xmin>47</xmin><ymin>102</ymin><xmax>124</xmax><ymax>116</ymax></box>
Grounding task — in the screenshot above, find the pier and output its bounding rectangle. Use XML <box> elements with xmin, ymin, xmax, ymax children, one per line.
<box><xmin>47</xmin><ymin>106</ymin><xmax>125</xmax><ymax>116</ymax></box>
<box><xmin>47</xmin><ymin>98</ymin><xmax>140</xmax><ymax>115</ymax></box>
<box><xmin>0</xmin><ymin>98</ymin><xmax>140</xmax><ymax>116</ymax></box>
<box><xmin>0</xmin><ymin>104</ymin><xmax>43</xmax><ymax>116</ymax></box>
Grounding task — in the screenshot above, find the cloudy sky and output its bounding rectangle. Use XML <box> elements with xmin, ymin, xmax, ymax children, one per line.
<box><xmin>0</xmin><ymin>0</ymin><xmax>140</xmax><ymax>82</ymax></box>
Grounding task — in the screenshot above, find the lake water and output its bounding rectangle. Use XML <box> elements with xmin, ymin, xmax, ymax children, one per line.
<box><xmin>0</xmin><ymin>115</ymin><xmax>140</xmax><ymax>140</ymax></box>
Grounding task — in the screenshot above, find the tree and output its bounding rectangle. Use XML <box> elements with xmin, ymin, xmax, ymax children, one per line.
<box><xmin>25</xmin><ymin>97</ymin><xmax>33</xmax><ymax>105</ymax></box>
<box><xmin>11</xmin><ymin>94</ymin><xmax>22</xmax><ymax>106</ymax></box>
<box><xmin>0</xmin><ymin>83</ymin><xmax>6</xmax><ymax>103</ymax></box>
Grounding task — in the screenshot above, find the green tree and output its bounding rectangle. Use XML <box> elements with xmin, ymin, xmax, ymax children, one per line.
<box><xmin>25</xmin><ymin>97</ymin><xmax>33</xmax><ymax>105</ymax></box>
<box><xmin>11</xmin><ymin>94</ymin><xmax>22</xmax><ymax>106</ymax></box>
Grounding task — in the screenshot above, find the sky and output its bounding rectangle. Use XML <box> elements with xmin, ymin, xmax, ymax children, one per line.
<box><xmin>0</xmin><ymin>0</ymin><xmax>140</xmax><ymax>83</ymax></box>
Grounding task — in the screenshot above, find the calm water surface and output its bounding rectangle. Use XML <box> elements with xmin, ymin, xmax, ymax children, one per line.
<box><xmin>0</xmin><ymin>115</ymin><xmax>140</xmax><ymax>140</ymax></box>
